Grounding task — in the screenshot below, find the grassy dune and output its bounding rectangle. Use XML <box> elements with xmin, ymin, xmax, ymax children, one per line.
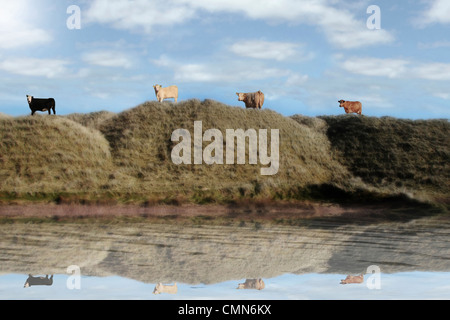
<box><xmin>0</xmin><ymin>116</ymin><xmax>114</xmax><ymax>197</ymax></box>
<box><xmin>0</xmin><ymin>99</ymin><xmax>448</xmax><ymax>208</ymax></box>
<box><xmin>320</xmin><ymin>115</ymin><xmax>449</xmax><ymax>202</ymax></box>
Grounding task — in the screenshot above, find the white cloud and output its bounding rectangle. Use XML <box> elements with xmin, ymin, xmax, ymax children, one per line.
<box><xmin>82</xmin><ymin>50</ymin><xmax>133</xmax><ymax>69</ymax></box>
<box><xmin>340</xmin><ymin>57</ymin><xmax>410</xmax><ymax>79</ymax></box>
<box><xmin>418</xmin><ymin>40</ymin><xmax>450</xmax><ymax>49</ymax></box>
<box><xmin>174</xmin><ymin>61</ymin><xmax>291</xmax><ymax>83</ymax></box>
<box><xmin>86</xmin><ymin>0</ymin><xmax>394</xmax><ymax>49</ymax></box>
<box><xmin>339</xmin><ymin>56</ymin><xmax>450</xmax><ymax>82</ymax></box>
<box><xmin>0</xmin><ymin>1</ymin><xmax>52</xmax><ymax>49</ymax></box>
<box><xmin>230</xmin><ymin>40</ymin><xmax>307</xmax><ymax>61</ymax></box>
<box><xmin>0</xmin><ymin>28</ymin><xmax>52</xmax><ymax>50</ymax></box>
<box><xmin>153</xmin><ymin>55</ymin><xmax>294</xmax><ymax>83</ymax></box>
<box><xmin>85</xmin><ymin>0</ymin><xmax>196</xmax><ymax>33</ymax></box>
<box><xmin>412</xmin><ymin>63</ymin><xmax>450</xmax><ymax>81</ymax></box>
<box><xmin>420</xmin><ymin>0</ymin><xmax>450</xmax><ymax>26</ymax></box>
<box><xmin>325</xmin><ymin>26</ymin><xmax>394</xmax><ymax>50</ymax></box>
<box><xmin>189</xmin><ymin>0</ymin><xmax>395</xmax><ymax>49</ymax></box>
<box><xmin>432</xmin><ymin>92</ymin><xmax>450</xmax><ymax>100</ymax></box>
<box><xmin>285</xmin><ymin>73</ymin><xmax>309</xmax><ymax>86</ymax></box>
<box><xmin>0</xmin><ymin>58</ymin><xmax>70</xmax><ymax>78</ymax></box>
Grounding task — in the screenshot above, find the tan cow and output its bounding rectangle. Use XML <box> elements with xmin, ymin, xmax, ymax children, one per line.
<box><xmin>153</xmin><ymin>282</ymin><xmax>178</xmax><ymax>294</ymax></box>
<box><xmin>24</xmin><ymin>274</ymin><xmax>54</xmax><ymax>288</ymax></box>
<box><xmin>236</xmin><ymin>91</ymin><xmax>265</xmax><ymax>109</ymax></box>
<box><xmin>340</xmin><ymin>273</ymin><xmax>364</xmax><ymax>285</ymax></box>
<box><xmin>153</xmin><ymin>84</ymin><xmax>178</xmax><ymax>103</ymax></box>
<box><xmin>338</xmin><ymin>100</ymin><xmax>362</xmax><ymax>115</ymax></box>
<box><xmin>237</xmin><ymin>278</ymin><xmax>265</xmax><ymax>290</ymax></box>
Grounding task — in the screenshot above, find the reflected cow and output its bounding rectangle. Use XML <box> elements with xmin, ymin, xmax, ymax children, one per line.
<box><xmin>24</xmin><ymin>274</ymin><xmax>54</xmax><ymax>288</ymax></box>
<box><xmin>153</xmin><ymin>282</ymin><xmax>178</xmax><ymax>294</ymax></box>
<box><xmin>340</xmin><ymin>273</ymin><xmax>364</xmax><ymax>284</ymax></box>
<box><xmin>237</xmin><ymin>278</ymin><xmax>265</xmax><ymax>290</ymax></box>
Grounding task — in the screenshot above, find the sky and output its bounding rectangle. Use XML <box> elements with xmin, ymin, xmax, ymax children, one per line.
<box><xmin>0</xmin><ymin>0</ymin><xmax>449</xmax><ymax>119</ymax></box>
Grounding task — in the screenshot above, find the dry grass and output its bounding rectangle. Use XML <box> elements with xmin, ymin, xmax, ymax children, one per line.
<box><xmin>0</xmin><ymin>100</ymin><xmax>448</xmax><ymax>208</ymax></box>
<box><xmin>315</xmin><ymin>115</ymin><xmax>450</xmax><ymax>202</ymax></box>
<box><xmin>66</xmin><ymin>110</ymin><xmax>116</xmax><ymax>130</ymax></box>
<box><xmin>0</xmin><ymin>115</ymin><xmax>114</xmax><ymax>195</ymax></box>
<box><xmin>98</xmin><ymin>99</ymin><xmax>351</xmax><ymax>202</ymax></box>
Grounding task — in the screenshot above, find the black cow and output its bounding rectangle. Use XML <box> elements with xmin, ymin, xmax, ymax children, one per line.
<box><xmin>24</xmin><ymin>274</ymin><xmax>54</xmax><ymax>288</ymax></box>
<box><xmin>26</xmin><ymin>95</ymin><xmax>56</xmax><ymax>115</ymax></box>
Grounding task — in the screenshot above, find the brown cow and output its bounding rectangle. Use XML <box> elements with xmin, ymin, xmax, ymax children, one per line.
<box><xmin>338</xmin><ymin>100</ymin><xmax>362</xmax><ymax>115</ymax></box>
<box><xmin>340</xmin><ymin>273</ymin><xmax>364</xmax><ymax>285</ymax></box>
<box><xmin>236</xmin><ymin>91</ymin><xmax>265</xmax><ymax>109</ymax></box>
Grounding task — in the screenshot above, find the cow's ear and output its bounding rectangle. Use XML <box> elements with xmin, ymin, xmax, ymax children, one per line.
<box><xmin>236</xmin><ymin>93</ymin><xmax>239</xmax><ymax>96</ymax></box>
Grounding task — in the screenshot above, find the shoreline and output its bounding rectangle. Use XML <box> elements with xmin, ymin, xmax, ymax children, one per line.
<box><xmin>0</xmin><ymin>199</ymin><xmax>445</xmax><ymax>224</ymax></box>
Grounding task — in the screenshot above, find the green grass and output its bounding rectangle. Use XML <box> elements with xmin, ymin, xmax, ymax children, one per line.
<box><xmin>0</xmin><ymin>100</ymin><xmax>448</xmax><ymax>207</ymax></box>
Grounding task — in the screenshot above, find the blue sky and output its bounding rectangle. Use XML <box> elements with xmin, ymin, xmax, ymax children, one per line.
<box><xmin>0</xmin><ymin>0</ymin><xmax>449</xmax><ymax>119</ymax></box>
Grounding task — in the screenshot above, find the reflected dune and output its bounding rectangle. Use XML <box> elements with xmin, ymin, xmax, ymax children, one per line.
<box><xmin>0</xmin><ymin>216</ymin><xmax>449</xmax><ymax>286</ymax></box>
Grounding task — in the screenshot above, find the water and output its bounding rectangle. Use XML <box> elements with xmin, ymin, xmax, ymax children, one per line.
<box><xmin>1</xmin><ymin>215</ymin><xmax>449</xmax><ymax>300</ymax></box>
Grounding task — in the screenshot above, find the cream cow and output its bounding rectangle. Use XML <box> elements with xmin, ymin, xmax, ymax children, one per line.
<box><xmin>153</xmin><ymin>282</ymin><xmax>178</xmax><ymax>294</ymax></box>
<box><xmin>153</xmin><ymin>84</ymin><xmax>178</xmax><ymax>103</ymax></box>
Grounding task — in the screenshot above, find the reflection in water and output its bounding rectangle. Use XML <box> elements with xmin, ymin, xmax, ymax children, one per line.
<box><xmin>0</xmin><ymin>215</ymin><xmax>449</xmax><ymax>299</ymax></box>
<box><xmin>237</xmin><ymin>279</ymin><xmax>265</xmax><ymax>290</ymax></box>
<box><xmin>24</xmin><ymin>275</ymin><xmax>54</xmax><ymax>288</ymax></box>
<box><xmin>340</xmin><ymin>274</ymin><xmax>364</xmax><ymax>285</ymax></box>
<box><xmin>153</xmin><ymin>282</ymin><xmax>178</xmax><ymax>295</ymax></box>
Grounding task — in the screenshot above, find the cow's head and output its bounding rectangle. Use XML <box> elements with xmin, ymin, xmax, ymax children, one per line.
<box><xmin>153</xmin><ymin>84</ymin><xmax>162</xmax><ymax>93</ymax></box>
<box><xmin>338</xmin><ymin>100</ymin><xmax>345</xmax><ymax>107</ymax></box>
<box><xmin>153</xmin><ymin>283</ymin><xmax>162</xmax><ymax>294</ymax></box>
<box><xmin>236</xmin><ymin>93</ymin><xmax>246</xmax><ymax>101</ymax></box>
<box><xmin>26</xmin><ymin>95</ymin><xmax>33</xmax><ymax>104</ymax></box>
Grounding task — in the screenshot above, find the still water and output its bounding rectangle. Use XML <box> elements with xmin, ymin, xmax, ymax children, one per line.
<box><xmin>1</xmin><ymin>215</ymin><xmax>449</xmax><ymax>300</ymax></box>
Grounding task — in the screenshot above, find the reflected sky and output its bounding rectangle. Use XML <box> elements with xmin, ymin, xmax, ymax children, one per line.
<box><xmin>1</xmin><ymin>215</ymin><xmax>449</xmax><ymax>300</ymax></box>
<box><xmin>2</xmin><ymin>272</ymin><xmax>450</xmax><ymax>300</ymax></box>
